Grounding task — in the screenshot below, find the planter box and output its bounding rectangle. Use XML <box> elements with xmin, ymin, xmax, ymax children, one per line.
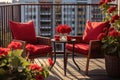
<box><xmin>105</xmin><ymin>55</ymin><xmax>120</xmax><ymax>78</ymax></box>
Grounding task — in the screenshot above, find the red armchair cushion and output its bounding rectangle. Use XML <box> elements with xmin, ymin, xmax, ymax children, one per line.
<box><xmin>9</xmin><ymin>20</ymin><xmax>37</xmax><ymax>44</ymax></box>
<box><xmin>66</xmin><ymin>43</ymin><xmax>89</xmax><ymax>55</ymax></box>
<box><xmin>29</xmin><ymin>44</ymin><xmax>52</xmax><ymax>56</ymax></box>
<box><xmin>83</xmin><ymin>21</ymin><xmax>108</xmax><ymax>43</ymax></box>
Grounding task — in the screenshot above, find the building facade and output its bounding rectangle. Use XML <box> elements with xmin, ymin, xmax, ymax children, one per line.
<box><xmin>12</xmin><ymin>0</ymin><xmax>118</xmax><ymax>37</ymax></box>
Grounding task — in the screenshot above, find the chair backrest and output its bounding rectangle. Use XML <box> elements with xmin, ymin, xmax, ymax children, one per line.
<box><xmin>82</xmin><ymin>21</ymin><xmax>109</xmax><ymax>43</ymax></box>
<box><xmin>9</xmin><ymin>20</ymin><xmax>37</xmax><ymax>44</ymax></box>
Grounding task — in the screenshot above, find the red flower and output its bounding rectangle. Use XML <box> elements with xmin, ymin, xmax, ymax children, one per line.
<box><xmin>99</xmin><ymin>0</ymin><xmax>105</xmax><ymax>5</ymax></box>
<box><xmin>0</xmin><ymin>47</ymin><xmax>10</xmax><ymax>57</ymax></box>
<box><xmin>105</xmin><ymin>0</ymin><xmax>112</xmax><ymax>3</ymax></box>
<box><xmin>59</xmin><ymin>26</ymin><xmax>66</xmax><ymax>34</ymax></box>
<box><xmin>29</xmin><ymin>64</ymin><xmax>40</xmax><ymax>70</ymax></box>
<box><xmin>55</xmin><ymin>24</ymin><xmax>72</xmax><ymax>34</ymax></box>
<box><xmin>107</xmin><ymin>6</ymin><xmax>116</xmax><ymax>13</ymax></box>
<box><xmin>36</xmin><ymin>74</ymin><xmax>44</xmax><ymax>80</ymax></box>
<box><xmin>118</xmin><ymin>32</ymin><xmax>120</xmax><ymax>37</ymax></box>
<box><xmin>48</xmin><ymin>58</ymin><xmax>54</xmax><ymax>66</ymax></box>
<box><xmin>110</xmin><ymin>15</ymin><xmax>120</xmax><ymax>23</ymax></box>
<box><xmin>109</xmin><ymin>27</ymin><xmax>114</xmax><ymax>31</ymax></box>
<box><xmin>26</xmin><ymin>44</ymin><xmax>35</xmax><ymax>53</ymax></box>
<box><xmin>108</xmin><ymin>30</ymin><xmax>118</xmax><ymax>37</ymax></box>
<box><xmin>8</xmin><ymin>41</ymin><xmax>22</xmax><ymax>49</ymax></box>
<box><xmin>38</xmin><ymin>67</ymin><xmax>43</xmax><ymax>72</ymax></box>
<box><xmin>97</xmin><ymin>33</ymin><xmax>106</xmax><ymax>40</ymax></box>
<box><xmin>66</xmin><ymin>26</ymin><xmax>72</xmax><ymax>34</ymax></box>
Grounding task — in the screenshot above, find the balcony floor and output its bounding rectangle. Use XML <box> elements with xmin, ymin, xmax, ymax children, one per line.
<box><xmin>34</xmin><ymin>54</ymin><xmax>119</xmax><ymax>80</ymax></box>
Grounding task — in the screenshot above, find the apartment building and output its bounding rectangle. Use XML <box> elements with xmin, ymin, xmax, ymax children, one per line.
<box><xmin>15</xmin><ymin>0</ymin><xmax>53</xmax><ymax>37</ymax></box>
<box><xmin>12</xmin><ymin>0</ymin><xmax>118</xmax><ymax>37</ymax></box>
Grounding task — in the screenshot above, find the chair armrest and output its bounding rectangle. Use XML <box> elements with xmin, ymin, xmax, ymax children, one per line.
<box><xmin>89</xmin><ymin>40</ymin><xmax>103</xmax><ymax>58</ymax></box>
<box><xmin>36</xmin><ymin>36</ymin><xmax>51</xmax><ymax>46</ymax></box>
<box><xmin>70</xmin><ymin>35</ymin><xmax>83</xmax><ymax>43</ymax></box>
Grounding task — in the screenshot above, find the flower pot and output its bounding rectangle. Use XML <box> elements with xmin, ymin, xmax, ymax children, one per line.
<box><xmin>60</xmin><ymin>34</ymin><xmax>67</xmax><ymax>41</ymax></box>
<box><xmin>105</xmin><ymin>55</ymin><xmax>120</xmax><ymax>78</ymax></box>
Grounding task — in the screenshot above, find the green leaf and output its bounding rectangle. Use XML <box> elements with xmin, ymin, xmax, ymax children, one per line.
<box><xmin>102</xmin><ymin>44</ymin><xmax>108</xmax><ymax>49</ymax></box>
<box><xmin>0</xmin><ymin>68</ymin><xmax>6</xmax><ymax>75</ymax></box>
<box><xmin>107</xmin><ymin>47</ymin><xmax>117</xmax><ymax>54</ymax></box>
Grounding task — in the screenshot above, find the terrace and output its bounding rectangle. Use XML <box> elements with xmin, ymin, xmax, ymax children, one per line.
<box><xmin>0</xmin><ymin>3</ymin><xmax>119</xmax><ymax>80</ymax></box>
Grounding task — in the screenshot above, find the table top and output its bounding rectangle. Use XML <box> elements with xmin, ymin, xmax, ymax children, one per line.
<box><xmin>51</xmin><ymin>39</ymin><xmax>76</xmax><ymax>43</ymax></box>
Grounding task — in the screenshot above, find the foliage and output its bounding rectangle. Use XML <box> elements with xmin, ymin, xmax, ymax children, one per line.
<box><xmin>0</xmin><ymin>41</ymin><xmax>53</xmax><ymax>80</ymax></box>
<box><xmin>98</xmin><ymin>0</ymin><xmax>120</xmax><ymax>57</ymax></box>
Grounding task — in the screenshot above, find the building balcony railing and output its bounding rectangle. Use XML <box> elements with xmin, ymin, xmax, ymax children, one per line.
<box><xmin>0</xmin><ymin>3</ymin><xmax>116</xmax><ymax>47</ymax></box>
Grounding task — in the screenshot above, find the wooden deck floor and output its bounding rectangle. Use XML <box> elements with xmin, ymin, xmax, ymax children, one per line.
<box><xmin>34</xmin><ymin>55</ymin><xmax>120</xmax><ymax>80</ymax></box>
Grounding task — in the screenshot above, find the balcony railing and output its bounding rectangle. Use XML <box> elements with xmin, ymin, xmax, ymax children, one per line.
<box><xmin>0</xmin><ymin>3</ymin><xmax>115</xmax><ymax>47</ymax></box>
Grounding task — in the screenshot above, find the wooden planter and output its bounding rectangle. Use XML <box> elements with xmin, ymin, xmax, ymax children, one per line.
<box><xmin>105</xmin><ymin>55</ymin><xmax>120</xmax><ymax>78</ymax></box>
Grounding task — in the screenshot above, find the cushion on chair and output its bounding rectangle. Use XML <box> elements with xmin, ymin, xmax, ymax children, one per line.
<box><xmin>66</xmin><ymin>43</ymin><xmax>89</xmax><ymax>55</ymax></box>
<box><xmin>9</xmin><ymin>20</ymin><xmax>37</xmax><ymax>44</ymax></box>
<box><xmin>82</xmin><ymin>21</ymin><xmax>109</xmax><ymax>43</ymax></box>
<box><xmin>29</xmin><ymin>44</ymin><xmax>52</xmax><ymax>56</ymax></box>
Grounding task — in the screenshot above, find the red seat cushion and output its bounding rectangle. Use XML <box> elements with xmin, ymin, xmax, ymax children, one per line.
<box><xmin>66</xmin><ymin>43</ymin><xmax>89</xmax><ymax>55</ymax></box>
<box><xmin>9</xmin><ymin>20</ymin><xmax>37</xmax><ymax>44</ymax></box>
<box><xmin>29</xmin><ymin>44</ymin><xmax>52</xmax><ymax>56</ymax></box>
<box><xmin>83</xmin><ymin>21</ymin><xmax>109</xmax><ymax>43</ymax></box>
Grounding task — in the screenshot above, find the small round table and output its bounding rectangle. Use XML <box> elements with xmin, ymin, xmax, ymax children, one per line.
<box><xmin>51</xmin><ymin>39</ymin><xmax>80</xmax><ymax>76</ymax></box>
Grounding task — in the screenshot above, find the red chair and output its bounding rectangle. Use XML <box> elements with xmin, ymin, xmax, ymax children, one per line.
<box><xmin>66</xmin><ymin>21</ymin><xmax>109</xmax><ymax>74</ymax></box>
<box><xmin>9</xmin><ymin>20</ymin><xmax>52</xmax><ymax>61</ymax></box>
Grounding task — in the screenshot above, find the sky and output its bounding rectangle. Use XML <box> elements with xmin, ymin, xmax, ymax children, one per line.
<box><xmin>0</xmin><ymin>0</ymin><xmax>12</xmax><ymax>2</ymax></box>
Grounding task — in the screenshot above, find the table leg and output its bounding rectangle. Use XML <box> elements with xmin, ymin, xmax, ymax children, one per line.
<box><xmin>64</xmin><ymin>43</ymin><xmax>67</xmax><ymax>76</ymax></box>
<box><xmin>72</xmin><ymin>43</ymin><xmax>80</xmax><ymax>71</ymax></box>
<box><xmin>51</xmin><ymin>42</ymin><xmax>56</xmax><ymax>68</ymax></box>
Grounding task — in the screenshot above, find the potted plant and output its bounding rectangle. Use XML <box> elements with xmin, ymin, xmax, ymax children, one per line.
<box><xmin>55</xmin><ymin>24</ymin><xmax>72</xmax><ymax>41</ymax></box>
<box><xmin>98</xmin><ymin>0</ymin><xmax>120</xmax><ymax>78</ymax></box>
<box><xmin>0</xmin><ymin>41</ymin><xmax>53</xmax><ymax>80</ymax></box>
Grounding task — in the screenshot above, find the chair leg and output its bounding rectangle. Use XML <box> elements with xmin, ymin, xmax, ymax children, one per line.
<box><xmin>49</xmin><ymin>52</ymin><xmax>54</xmax><ymax>70</ymax></box>
<box><xmin>86</xmin><ymin>57</ymin><xmax>90</xmax><ymax>75</ymax></box>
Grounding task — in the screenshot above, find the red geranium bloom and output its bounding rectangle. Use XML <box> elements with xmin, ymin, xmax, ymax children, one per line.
<box><xmin>0</xmin><ymin>47</ymin><xmax>10</xmax><ymax>57</ymax></box>
<box><xmin>110</xmin><ymin>15</ymin><xmax>120</xmax><ymax>23</ymax></box>
<box><xmin>26</xmin><ymin>44</ymin><xmax>35</xmax><ymax>53</ymax></box>
<box><xmin>112</xmin><ymin>15</ymin><xmax>119</xmax><ymax>20</ymax></box>
<box><xmin>110</xmin><ymin>19</ymin><xmax>115</xmax><ymax>23</ymax></box>
<box><xmin>99</xmin><ymin>0</ymin><xmax>105</xmax><ymax>5</ymax></box>
<box><xmin>108</xmin><ymin>30</ymin><xmax>118</xmax><ymax>37</ymax></box>
<box><xmin>48</xmin><ymin>58</ymin><xmax>54</xmax><ymax>66</ymax></box>
<box><xmin>105</xmin><ymin>0</ymin><xmax>112</xmax><ymax>3</ymax></box>
<box><xmin>117</xmin><ymin>32</ymin><xmax>120</xmax><ymax>37</ymax></box>
<box><xmin>36</xmin><ymin>74</ymin><xmax>44</xmax><ymax>80</ymax></box>
<box><xmin>107</xmin><ymin>6</ymin><xmax>116</xmax><ymax>13</ymax></box>
<box><xmin>8</xmin><ymin>41</ymin><xmax>22</xmax><ymax>49</ymax></box>
<box><xmin>109</xmin><ymin>27</ymin><xmax>114</xmax><ymax>31</ymax></box>
<box><xmin>29</xmin><ymin>64</ymin><xmax>40</xmax><ymax>70</ymax></box>
<box><xmin>97</xmin><ymin>33</ymin><xmax>106</xmax><ymax>40</ymax></box>
<box><xmin>38</xmin><ymin>67</ymin><xmax>43</xmax><ymax>72</ymax></box>
<box><xmin>59</xmin><ymin>26</ymin><xmax>66</xmax><ymax>34</ymax></box>
<box><xmin>56</xmin><ymin>24</ymin><xmax>72</xmax><ymax>34</ymax></box>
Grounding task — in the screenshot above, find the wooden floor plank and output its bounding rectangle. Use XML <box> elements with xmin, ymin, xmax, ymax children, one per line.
<box><xmin>34</xmin><ymin>55</ymin><xmax>119</xmax><ymax>80</ymax></box>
